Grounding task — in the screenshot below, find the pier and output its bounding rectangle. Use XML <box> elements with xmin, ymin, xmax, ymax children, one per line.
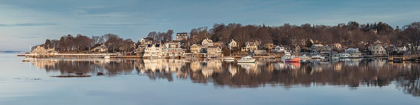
<box><xmin>388</xmin><ymin>54</ymin><xmax>420</xmax><ymax>61</ymax></box>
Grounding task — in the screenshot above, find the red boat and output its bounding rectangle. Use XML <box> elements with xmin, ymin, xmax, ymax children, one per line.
<box><xmin>286</xmin><ymin>57</ymin><xmax>300</xmax><ymax>62</ymax></box>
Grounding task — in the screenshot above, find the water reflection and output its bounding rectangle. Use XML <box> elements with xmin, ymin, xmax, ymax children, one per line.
<box><xmin>28</xmin><ymin>58</ymin><xmax>420</xmax><ymax>97</ymax></box>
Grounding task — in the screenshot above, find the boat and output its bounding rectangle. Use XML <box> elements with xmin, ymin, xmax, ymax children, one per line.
<box><xmin>339</xmin><ymin>53</ymin><xmax>350</xmax><ymax>58</ymax></box>
<box><xmin>331</xmin><ymin>54</ymin><xmax>340</xmax><ymax>59</ymax></box>
<box><xmin>311</xmin><ymin>54</ymin><xmax>325</xmax><ymax>59</ymax></box>
<box><xmin>299</xmin><ymin>54</ymin><xmax>311</xmax><ymax>61</ymax></box>
<box><xmin>104</xmin><ymin>55</ymin><xmax>110</xmax><ymax>59</ymax></box>
<box><xmin>223</xmin><ymin>57</ymin><xmax>235</xmax><ymax>62</ymax></box>
<box><xmin>281</xmin><ymin>50</ymin><xmax>292</xmax><ymax>61</ymax></box>
<box><xmin>237</xmin><ymin>56</ymin><xmax>256</xmax><ymax>63</ymax></box>
<box><xmin>286</xmin><ymin>57</ymin><xmax>300</xmax><ymax>62</ymax></box>
<box><xmin>282</xmin><ymin>48</ymin><xmax>300</xmax><ymax>62</ymax></box>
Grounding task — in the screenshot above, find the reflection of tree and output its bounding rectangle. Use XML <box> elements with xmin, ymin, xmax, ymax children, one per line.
<box><xmin>32</xmin><ymin>59</ymin><xmax>134</xmax><ymax>77</ymax></box>
<box><xmin>32</xmin><ymin>59</ymin><xmax>420</xmax><ymax>96</ymax></box>
<box><xmin>396</xmin><ymin>66</ymin><xmax>420</xmax><ymax>97</ymax></box>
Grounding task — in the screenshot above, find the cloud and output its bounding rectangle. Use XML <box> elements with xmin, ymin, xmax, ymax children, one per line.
<box><xmin>0</xmin><ymin>22</ymin><xmax>58</xmax><ymax>27</ymax></box>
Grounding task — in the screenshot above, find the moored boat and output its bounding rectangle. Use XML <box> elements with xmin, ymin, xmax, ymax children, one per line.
<box><xmin>237</xmin><ymin>56</ymin><xmax>256</xmax><ymax>63</ymax></box>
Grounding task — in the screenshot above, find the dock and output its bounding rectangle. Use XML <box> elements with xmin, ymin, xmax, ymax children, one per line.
<box><xmin>388</xmin><ymin>54</ymin><xmax>420</xmax><ymax>61</ymax></box>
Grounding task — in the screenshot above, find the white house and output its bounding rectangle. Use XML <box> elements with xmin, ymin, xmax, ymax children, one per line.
<box><xmin>344</xmin><ymin>48</ymin><xmax>362</xmax><ymax>58</ymax></box>
<box><xmin>91</xmin><ymin>44</ymin><xmax>108</xmax><ymax>53</ymax></box>
<box><xmin>202</xmin><ymin>38</ymin><xmax>214</xmax><ymax>47</ymax></box>
<box><xmin>190</xmin><ymin>44</ymin><xmax>204</xmax><ymax>54</ymax></box>
<box><xmin>368</xmin><ymin>40</ymin><xmax>387</xmax><ymax>56</ymax></box>
<box><xmin>207</xmin><ymin>46</ymin><xmax>222</xmax><ymax>58</ymax></box>
<box><xmin>242</xmin><ymin>40</ymin><xmax>260</xmax><ymax>52</ymax></box>
<box><xmin>162</xmin><ymin>41</ymin><xmax>184</xmax><ymax>58</ymax></box>
<box><xmin>143</xmin><ymin>43</ymin><xmax>163</xmax><ymax>58</ymax></box>
<box><xmin>272</xmin><ymin>45</ymin><xmax>287</xmax><ymax>53</ymax></box>
<box><xmin>228</xmin><ymin>39</ymin><xmax>238</xmax><ymax>49</ymax></box>
<box><xmin>393</xmin><ymin>46</ymin><xmax>407</xmax><ymax>53</ymax></box>
<box><xmin>139</xmin><ymin>37</ymin><xmax>153</xmax><ymax>45</ymax></box>
<box><xmin>175</xmin><ymin>32</ymin><xmax>188</xmax><ymax>41</ymax></box>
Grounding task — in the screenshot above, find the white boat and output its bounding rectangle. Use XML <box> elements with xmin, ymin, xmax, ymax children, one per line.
<box><xmin>311</xmin><ymin>54</ymin><xmax>324</xmax><ymax>59</ymax></box>
<box><xmin>104</xmin><ymin>55</ymin><xmax>110</xmax><ymax>59</ymax></box>
<box><xmin>237</xmin><ymin>56</ymin><xmax>256</xmax><ymax>63</ymax></box>
<box><xmin>281</xmin><ymin>50</ymin><xmax>300</xmax><ymax>62</ymax></box>
<box><xmin>223</xmin><ymin>57</ymin><xmax>235</xmax><ymax>62</ymax></box>
<box><xmin>299</xmin><ymin>54</ymin><xmax>311</xmax><ymax>61</ymax></box>
<box><xmin>339</xmin><ymin>53</ymin><xmax>350</xmax><ymax>58</ymax></box>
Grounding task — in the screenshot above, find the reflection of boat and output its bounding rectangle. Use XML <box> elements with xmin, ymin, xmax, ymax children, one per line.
<box><xmin>238</xmin><ymin>63</ymin><xmax>256</xmax><ymax>70</ymax></box>
<box><xmin>288</xmin><ymin>62</ymin><xmax>301</xmax><ymax>67</ymax></box>
<box><xmin>223</xmin><ymin>57</ymin><xmax>235</xmax><ymax>62</ymax></box>
<box><xmin>237</xmin><ymin>56</ymin><xmax>256</xmax><ymax>63</ymax></box>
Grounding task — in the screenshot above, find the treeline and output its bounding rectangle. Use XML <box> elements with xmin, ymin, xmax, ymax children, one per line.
<box><xmin>40</xmin><ymin>33</ymin><xmax>135</xmax><ymax>53</ymax></box>
<box><xmin>39</xmin><ymin>29</ymin><xmax>175</xmax><ymax>53</ymax></box>
<box><xmin>187</xmin><ymin>21</ymin><xmax>420</xmax><ymax>52</ymax></box>
<box><xmin>38</xmin><ymin>21</ymin><xmax>420</xmax><ymax>53</ymax></box>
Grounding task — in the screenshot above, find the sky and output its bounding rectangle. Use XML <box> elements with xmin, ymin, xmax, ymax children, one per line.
<box><xmin>0</xmin><ymin>0</ymin><xmax>420</xmax><ymax>51</ymax></box>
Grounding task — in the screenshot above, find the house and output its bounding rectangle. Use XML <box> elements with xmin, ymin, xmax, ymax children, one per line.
<box><xmin>311</xmin><ymin>44</ymin><xmax>324</xmax><ymax>53</ymax></box>
<box><xmin>344</xmin><ymin>48</ymin><xmax>362</xmax><ymax>58</ymax></box>
<box><xmin>228</xmin><ymin>39</ymin><xmax>238</xmax><ymax>49</ymax></box>
<box><xmin>242</xmin><ymin>40</ymin><xmax>260</xmax><ymax>52</ymax></box>
<box><xmin>143</xmin><ymin>43</ymin><xmax>163</xmax><ymax>58</ymax></box>
<box><xmin>175</xmin><ymin>32</ymin><xmax>188</xmax><ymax>41</ymax></box>
<box><xmin>264</xmin><ymin>43</ymin><xmax>275</xmax><ymax>50</ymax></box>
<box><xmin>272</xmin><ymin>45</ymin><xmax>288</xmax><ymax>53</ymax></box>
<box><xmin>368</xmin><ymin>40</ymin><xmax>387</xmax><ymax>56</ymax></box>
<box><xmin>162</xmin><ymin>41</ymin><xmax>184</xmax><ymax>58</ymax></box>
<box><xmin>207</xmin><ymin>46</ymin><xmax>222</xmax><ymax>58</ymax></box>
<box><xmin>393</xmin><ymin>46</ymin><xmax>407</xmax><ymax>53</ymax></box>
<box><xmin>201</xmin><ymin>38</ymin><xmax>213</xmax><ymax>47</ymax></box>
<box><xmin>332</xmin><ymin>43</ymin><xmax>342</xmax><ymax>50</ymax></box>
<box><xmin>190</xmin><ymin>44</ymin><xmax>204</xmax><ymax>54</ymax></box>
<box><xmin>91</xmin><ymin>44</ymin><xmax>108</xmax><ymax>53</ymax></box>
<box><xmin>140</xmin><ymin>37</ymin><xmax>154</xmax><ymax>45</ymax></box>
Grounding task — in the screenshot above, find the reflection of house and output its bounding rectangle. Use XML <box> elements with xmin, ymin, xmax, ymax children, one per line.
<box><xmin>91</xmin><ymin>44</ymin><xmax>108</xmax><ymax>53</ymax></box>
<box><xmin>228</xmin><ymin>39</ymin><xmax>238</xmax><ymax>49</ymax></box>
<box><xmin>207</xmin><ymin>46</ymin><xmax>222</xmax><ymax>58</ymax></box>
<box><xmin>144</xmin><ymin>43</ymin><xmax>162</xmax><ymax>58</ymax></box>
<box><xmin>175</xmin><ymin>32</ymin><xmax>188</xmax><ymax>41</ymax></box>
<box><xmin>190</xmin><ymin>44</ymin><xmax>204</xmax><ymax>53</ymax></box>
<box><xmin>368</xmin><ymin>40</ymin><xmax>387</xmax><ymax>56</ymax></box>
<box><xmin>201</xmin><ymin>38</ymin><xmax>213</xmax><ymax>47</ymax></box>
<box><xmin>163</xmin><ymin>41</ymin><xmax>184</xmax><ymax>58</ymax></box>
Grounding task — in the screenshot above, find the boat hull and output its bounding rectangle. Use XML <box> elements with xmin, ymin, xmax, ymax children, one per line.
<box><xmin>286</xmin><ymin>58</ymin><xmax>300</xmax><ymax>62</ymax></box>
<box><xmin>237</xmin><ymin>59</ymin><xmax>256</xmax><ymax>63</ymax></box>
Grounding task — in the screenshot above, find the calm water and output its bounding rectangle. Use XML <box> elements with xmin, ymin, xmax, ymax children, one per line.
<box><xmin>0</xmin><ymin>54</ymin><xmax>419</xmax><ymax>105</ymax></box>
